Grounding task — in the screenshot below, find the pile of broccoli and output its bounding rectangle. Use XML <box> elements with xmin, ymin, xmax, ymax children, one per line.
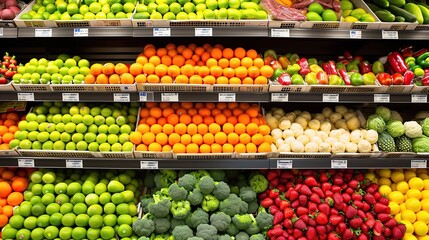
<box><xmin>134</xmin><ymin>170</ymin><xmax>271</xmax><ymax>240</ymax></box>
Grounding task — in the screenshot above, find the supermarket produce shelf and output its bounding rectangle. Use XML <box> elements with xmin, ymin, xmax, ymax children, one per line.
<box><xmin>1</xmin><ymin>27</ymin><xmax>18</xmax><ymax>38</ymax></box>
<box><xmin>17</xmin><ymin>27</ymin><xmax>134</xmax><ymax>38</ymax></box>
<box><xmin>133</xmin><ymin>27</ymin><xmax>269</xmax><ymax>37</ymax></box>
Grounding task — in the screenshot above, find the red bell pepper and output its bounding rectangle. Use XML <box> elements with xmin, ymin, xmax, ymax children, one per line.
<box><xmin>413</xmin><ymin>48</ymin><xmax>428</xmax><ymax>58</ymax></box>
<box><xmin>387</xmin><ymin>52</ymin><xmax>407</xmax><ymax>74</ymax></box>
<box><xmin>400</xmin><ymin>45</ymin><xmax>413</xmax><ymax>58</ymax></box>
<box><xmin>338</xmin><ymin>69</ymin><xmax>351</xmax><ymax>85</ymax></box>
<box><xmin>392</xmin><ymin>73</ymin><xmax>404</xmax><ymax>85</ymax></box>
<box><xmin>327</xmin><ymin>61</ymin><xmax>338</xmax><ymax>75</ymax></box>
<box><xmin>403</xmin><ymin>70</ymin><xmax>415</xmax><ymax>85</ymax></box>
<box><xmin>344</xmin><ymin>51</ymin><xmax>353</xmax><ymax>61</ymax></box>
<box><xmin>322</xmin><ymin>63</ymin><xmax>330</xmax><ymax>74</ymax></box>
<box><xmin>278</xmin><ymin>72</ymin><xmax>292</xmax><ymax>85</ymax></box>
<box><xmin>377</xmin><ymin>72</ymin><xmax>393</xmax><ymax>86</ymax></box>
<box><xmin>298</xmin><ymin>58</ymin><xmax>310</xmax><ymax>76</ymax></box>
<box><xmin>316</xmin><ymin>71</ymin><xmax>328</xmax><ymax>85</ymax></box>
<box><xmin>359</xmin><ymin>61</ymin><xmax>371</xmax><ymax>74</ymax></box>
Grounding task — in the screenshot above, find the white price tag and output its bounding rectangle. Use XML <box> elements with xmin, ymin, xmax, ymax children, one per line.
<box><xmin>18</xmin><ymin>159</ymin><xmax>34</xmax><ymax>168</ymax></box>
<box><xmin>411</xmin><ymin>159</ymin><xmax>427</xmax><ymax>168</ymax></box>
<box><xmin>374</xmin><ymin>94</ymin><xmax>390</xmax><ymax>103</ymax></box>
<box><xmin>382</xmin><ymin>30</ymin><xmax>398</xmax><ymax>39</ymax></box>
<box><xmin>153</xmin><ymin>28</ymin><xmax>171</xmax><ymax>36</ymax></box>
<box><xmin>139</xmin><ymin>92</ymin><xmax>147</xmax><ymax>102</ymax></box>
<box><xmin>331</xmin><ymin>160</ymin><xmax>347</xmax><ymax>169</ymax></box>
<box><xmin>195</xmin><ymin>28</ymin><xmax>212</xmax><ymax>36</ymax></box>
<box><xmin>62</xmin><ymin>93</ymin><xmax>79</xmax><ymax>102</ymax></box>
<box><xmin>0</xmin><ymin>28</ymin><xmax>3</xmax><ymax>37</ymax></box>
<box><xmin>113</xmin><ymin>93</ymin><xmax>130</xmax><ymax>102</ymax></box>
<box><xmin>17</xmin><ymin>93</ymin><xmax>34</xmax><ymax>101</ymax></box>
<box><xmin>35</xmin><ymin>29</ymin><xmax>52</xmax><ymax>37</ymax></box>
<box><xmin>141</xmin><ymin>161</ymin><xmax>159</xmax><ymax>169</ymax></box>
<box><xmin>277</xmin><ymin>160</ymin><xmax>292</xmax><ymax>169</ymax></box>
<box><xmin>412</xmin><ymin>94</ymin><xmax>427</xmax><ymax>103</ymax></box>
<box><xmin>271</xmin><ymin>93</ymin><xmax>289</xmax><ymax>102</ymax></box>
<box><xmin>66</xmin><ymin>160</ymin><xmax>83</xmax><ymax>168</ymax></box>
<box><xmin>271</xmin><ymin>29</ymin><xmax>290</xmax><ymax>38</ymax></box>
<box><xmin>161</xmin><ymin>93</ymin><xmax>179</xmax><ymax>102</ymax></box>
<box><xmin>350</xmin><ymin>30</ymin><xmax>362</xmax><ymax>39</ymax></box>
<box><xmin>218</xmin><ymin>93</ymin><xmax>236</xmax><ymax>102</ymax></box>
<box><xmin>323</xmin><ymin>94</ymin><xmax>339</xmax><ymax>102</ymax></box>
<box><xmin>74</xmin><ymin>28</ymin><xmax>88</xmax><ymax>37</ymax></box>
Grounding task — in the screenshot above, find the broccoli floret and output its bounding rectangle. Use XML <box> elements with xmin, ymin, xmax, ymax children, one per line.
<box><xmin>235</xmin><ymin>232</ymin><xmax>249</xmax><ymax>240</ymax></box>
<box><xmin>219</xmin><ymin>194</ymin><xmax>248</xmax><ymax>217</ymax></box>
<box><xmin>208</xmin><ymin>170</ymin><xmax>226</xmax><ymax>181</ymax></box>
<box><xmin>170</xmin><ymin>200</ymin><xmax>191</xmax><ymax>220</ymax></box>
<box><xmin>255</xmin><ymin>210</ymin><xmax>273</xmax><ymax>230</ymax></box>
<box><xmin>190</xmin><ymin>170</ymin><xmax>210</xmax><ymax>180</ymax></box>
<box><xmin>232</xmin><ymin>214</ymin><xmax>252</xmax><ymax>230</ymax></box>
<box><xmin>218</xmin><ymin>234</ymin><xmax>232</xmax><ymax>240</ymax></box>
<box><xmin>140</xmin><ymin>195</ymin><xmax>154</xmax><ymax>213</ymax></box>
<box><xmin>188</xmin><ymin>238</ymin><xmax>204</xmax><ymax>240</ymax></box>
<box><xmin>245</xmin><ymin>215</ymin><xmax>260</xmax><ymax>235</ymax></box>
<box><xmin>213</xmin><ymin>182</ymin><xmax>230</xmax><ymax>201</ymax></box>
<box><xmin>230</xmin><ymin>186</ymin><xmax>240</xmax><ymax>195</ymax></box>
<box><xmin>168</xmin><ymin>183</ymin><xmax>188</xmax><ymax>201</ymax></box>
<box><xmin>239</xmin><ymin>187</ymin><xmax>256</xmax><ymax>203</ymax></box>
<box><xmin>148</xmin><ymin>195</ymin><xmax>171</xmax><ymax>218</ymax></box>
<box><xmin>172</xmin><ymin>225</ymin><xmax>194</xmax><ymax>240</ymax></box>
<box><xmin>185</xmin><ymin>208</ymin><xmax>210</xmax><ymax>229</ymax></box>
<box><xmin>196</xmin><ymin>224</ymin><xmax>218</xmax><ymax>240</ymax></box>
<box><xmin>226</xmin><ymin>223</ymin><xmax>239</xmax><ymax>236</ymax></box>
<box><xmin>188</xmin><ymin>188</ymin><xmax>204</xmax><ymax>206</ymax></box>
<box><xmin>198</xmin><ymin>176</ymin><xmax>215</xmax><ymax>195</ymax></box>
<box><xmin>144</xmin><ymin>171</ymin><xmax>156</xmax><ymax>189</ymax></box>
<box><xmin>202</xmin><ymin>194</ymin><xmax>220</xmax><ymax>212</ymax></box>
<box><xmin>133</xmin><ymin>214</ymin><xmax>155</xmax><ymax>237</ymax></box>
<box><xmin>249</xmin><ymin>234</ymin><xmax>265</xmax><ymax>240</ymax></box>
<box><xmin>249</xmin><ymin>174</ymin><xmax>268</xmax><ymax>194</ymax></box>
<box><xmin>154</xmin><ymin>170</ymin><xmax>177</xmax><ymax>189</ymax></box>
<box><xmin>153</xmin><ymin>217</ymin><xmax>170</xmax><ymax>234</ymax></box>
<box><xmin>178</xmin><ymin>174</ymin><xmax>197</xmax><ymax>191</ymax></box>
<box><xmin>247</xmin><ymin>200</ymin><xmax>258</xmax><ymax>214</ymax></box>
<box><xmin>170</xmin><ymin>218</ymin><xmax>185</xmax><ymax>230</ymax></box>
<box><xmin>210</xmin><ymin>212</ymin><xmax>231</xmax><ymax>232</ymax></box>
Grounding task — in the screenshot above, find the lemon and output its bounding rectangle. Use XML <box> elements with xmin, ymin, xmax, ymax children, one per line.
<box><xmin>401</xmin><ymin>203</ymin><xmax>408</xmax><ymax>211</ymax></box>
<box><xmin>414</xmin><ymin>221</ymin><xmax>428</xmax><ymax>236</ymax></box>
<box><xmin>365</xmin><ymin>172</ymin><xmax>376</xmax><ymax>182</ymax></box>
<box><xmin>379</xmin><ymin>185</ymin><xmax>392</xmax><ymax>197</ymax></box>
<box><xmin>417</xmin><ymin>211</ymin><xmax>429</xmax><ymax>224</ymax></box>
<box><xmin>406</xmin><ymin>198</ymin><xmax>422</xmax><ymax>213</ymax></box>
<box><xmin>344</xmin><ymin>16</ymin><xmax>358</xmax><ymax>22</ymax></box>
<box><xmin>422</xmin><ymin>190</ymin><xmax>429</xmax><ymax>199</ymax></box>
<box><xmin>402</xmin><ymin>209</ymin><xmax>417</xmax><ymax>223</ymax></box>
<box><xmin>395</xmin><ymin>213</ymin><xmax>402</xmax><ymax>222</ymax></box>
<box><xmin>403</xmin><ymin>233</ymin><xmax>418</xmax><ymax>240</ymax></box>
<box><xmin>424</xmin><ymin>180</ymin><xmax>429</xmax><ymax>190</ymax></box>
<box><xmin>389</xmin><ymin>191</ymin><xmax>405</xmax><ymax>204</ymax></box>
<box><xmin>410</xmin><ymin>177</ymin><xmax>425</xmax><ymax>191</ymax></box>
<box><xmin>401</xmin><ymin>220</ymin><xmax>415</xmax><ymax>234</ymax></box>
<box><xmin>389</xmin><ymin>201</ymin><xmax>400</xmax><ymax>215</ymax></box>
<box><xmin>379</xmin><ymin>177</ymin><xmax>392</xmax><ymax>186</ymax></box>
<box><xmin>405</xmin><ymin>171</ymin><xmax>417</xmax><ymax>182</ymax></box>
<box><xmin>392</xmin><ymin>171</ymin><xmax>405</xmax><ymax>183</ymax></box>
<box><xmin>418</xmin><ymin>236</ymin><xmax>429</xmax><ymax>240</ymax></box>
<box><xmin>422</xmin><ymin>199</ymin><xmax>429</xmax><ymax>211</ymax></box>
<box><xmin>378</xmin><ymin>169</ymin><xmax>391</xmax><ymax>178</ymax></box>
<box><xmin>407</xmin><ymin>189</ymin><xmax>423</xmax><ymax>200</ymax></box>
<box><xmin>397</xmin><ymin>181</ymin><xmax>410</xmax><ymax>194</ymax></box>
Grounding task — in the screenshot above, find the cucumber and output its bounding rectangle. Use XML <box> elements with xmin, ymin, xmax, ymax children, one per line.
<box><xmin>388</xmin><ymin>0</ymin><xmax>406</xmax><ymax>7</ymax></box>
<box><xmin>367</xmin><ymin>3</ymin><xmax>383</xmax><ymax>11</ymax></box>
<box><xmin>418</xmin><ymin>4</ymin><xmax>429</xmax><ymax>23</ymax></box>
<box><xmin>395</xmin><ymin>15</ymin><xmax>406</xmax><ymax>21</ymax></box>
<box><xmin>388</xmin><ymin>5</ymin><xmax>418</xmax><ymax>22</ymax></box>
<box><xmin>375</xmin><ymin>9</ymin><xmax>396</xmax><ymax>21</ymax></box>
<box><xmin>404</xmin><ymin>3</ymin><xmax>424</xmax><ymax>23</ymax></box>
<box><xmin>373</xmin><ymin>0</ymin><xmax>390</xmax><ymax>8</ymax></box>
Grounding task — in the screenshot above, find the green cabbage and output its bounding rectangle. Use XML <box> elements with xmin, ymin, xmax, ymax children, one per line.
<box><xmin>366</xmin><ymin>114</ymin><xmax>386</xmax><ymax>133</ymax></box>
<box><xmin>386</xmin><ymin>120</ymin><xmax>405</xmax><ymax>138</ymax></box>
<box><xmin>375</xmin><ymin>106</ymin><xmax>391</xmax><ymax>122</ymax></box>
<box><xmin>412</xmin><ymin>136</ymin><xmax>429</xmax><ymax>152</ymax></box>
<box><xmin>422</xmin><ymin>118</ymin><xmax>429</xmax><ymax>137</ymax></box>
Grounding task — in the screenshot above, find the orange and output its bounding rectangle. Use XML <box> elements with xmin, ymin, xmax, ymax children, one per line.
<box><xmin>206</xmin><ymin>58</ymin><xmax>218</xmax><ymax>67</ymax></box>
<box><xmin>239</xmin><ymin>133</ymin><xmax>251</xmax><ymax>144</ymax></box>
<box><xmin>254</xmin><ymin>58</ymin><xmax>264</xmax><ymax>68</ymax></box>
<box><xmin>223</xmin><ymin>68</ymin><xmax>235</xmax><ymax>78</ymax></box>
<box><xmin>235</xmin><ymin>66</ymin><xmax>248</xmax><ymax>79</ymax></box>
<box><xmin>102</xmin><ymin>63</ymin><xmax>115</xmax><ymax>75</ymax></box>
<box><xmin>0</xmin><ymin>214</ymin><xmax>7</xmax><ymax>227</ymax></box>
<box><xmin>7</xmin><ymin>192</ymin><xmax>23</xmax><ymax>206</ymax></box>
<box><xmin>146</xmin><ymin>117</ymin><xmax>157</xmax><ymax>126</ymax></box>
<box><xmin>148</xmin><ymin>142</ymin><xmax>162</xmax><ymax>152</ymax></box>
<box><xmin>234</xmin><ymin>47</ymin><xmax>246</xmax><ymax>59</ymax></box>
<box><xmin>242</xmin><ymin>77</ymin><xmax>254</xmax><ymax>84</ymax></box>
<box><xmin>204</xmin><ymin>116</ymin><xmax>215</xmax><ymax>125</ymax></box>
<box><xmin>172</xmin><ymin>143</ymin><xmax>186</xmax><ymax>153</ymax></box>
<box><xmin>175</xmin><ymin>75</ymin><xmax>189</xmax><ymax>84</ymax></box>
<box><xmin>246</xmin><ymin>122</ymin><xmax>259</xmax><ymax>136</ymax></box>
<box><xmin>130</xmin><ymin>132</ymin><xmax>142</xmax><ymax>145</ymax></box>
<box><xmin>143</xmin><ymin>63</ymin><xmax>155</xmax><ymax>75</ymax></box>
<box><xmin>182</xmin><ymin>48</ymin><xmax>193</xmax><ymax>60</ymax></box>
<box><xmin>246</xmin><ymin>143</ymin><xmax>257</xmax><ymax>153</ymax></box>
<box><xmin>211</xmin><ymin>108</ymin><xmax>221</xmax><ymax>116</ymax></box>
<box><xmin>258</xmin><ymin>142</ymin><xmax>272</xmax><ymax>153</ymax></box>
<box><xmin>229</xmin><ymin>58</ymin><xmax>241</xmax><ymax>68</ymax></box>
<box><xmin>129</xmin><ymin>63</ymin><xmax>143</xmax><ymax>76</ymax></box>
<box><xmin>8</xmin><ymin>126</ymin><xmax>19</xmax><ymax>134</ymax></box>
<box><xmin>264</xmin><ymin>135</ymin><xmax>274</xmax><ymax>145</ymax></box>
<box><xmin>200</xmin><ymin>144</ymin><xmax>211</xmax><ymax>153</ymax></box>
<box><xmin>211</xmin><ymin>143</ymin><xmax>222</xmax><ymax>153</ymax></box>
<box><xmin>191</xmin><ymin>115</ymin><xmax>203</xmax><ymax>125</ymax></box>
<box><xmin>172</xmin><ymin>55</ymin><xmax>186</xmax><ymax>67</ymax></box>
<box><xmin>150</xmin><ymin>124</ymin><xmax>163</xmax><ymax>135</ymax></box>
<box><xmin>2</xmin><ymin>205</ymin><xmax>12</xmax><ymax>217</ymax></box>
<box><xmin>149</xmin><ymin>107</ymin><xmax>162</xmax><ymax>118</ymax></box>
<box><xmin>251</xmin><ymin>133</ymin><xmax>264</xmax><ymax>145</ymax></box>
<box><xmin>214</xmin><ymin>132</ymin><xmax>227</xmax><ymax>145</ymax></box>
<box><xmin>84</xmin><ymin>74</ymin><xmax>96</xmax><ymax>84</ymax></box>
<box><xmin>260</xmin><ymin>65</ymin><xmax>274</xmax><ymax>78</ymax></box>
<box><xmin>162</xmin><ymin>145</ymin><xmax>172</xmax><ymax>152</ymax></box>
<box><xmin>204</xmin><ymin>76</ymin><xmax>216</xmax><ymax>85</ymax></box>
<box><xmin>246</xmin><ymin>107</ymin><xmax>259</xmax><ymax>118</ymax></box>
<box><xmin>181</xmin><ymin>64</ymin><xmax>195</xmax><ymax>77</ymax></box>
<box><xmin>218</xmin><ymin>58</ymin><xmax>229</xmax><ymax>68</ymax></box>
<box><xmin>142</xmin><ymin>132</ymin><xmax>156</xmax><ymax>145</ymax></box>
<box><xmin>190</xmin><ymin>75</ymin><xmax>203</xmax><ymax>84</ymax></box>
<box><xmin>241</xmin><ymin>57</ymin><xmax>253</xmax><ymax>68</ymax></box>
<box><xmin>222</xmin><ymin>123</ymin><xmax>235</xmax><ymax>134</ymax></box>
<box><xmin>194</xmin><ymin>47</ymin><xmax>205</xmax><ymax>56</ymax></box>
<box><xmin>149</xmin><ymin>56</ymin><xmax>161</xmax><ymax>65</ymax></box>
<box><xmin>161</xmin><ymin>55</ymin><xmax>172</xmax><ymax>66</ymax></box>
<box><xmin>211</xmin><ymin>48</ymin><xmax>223</xmax><ymax>60</ymax></box>
<box><xmin>254</xmin><ymin>76</ymin><xmax>268</xmax><ymax>84</ymax></box>
<box><xmin>215</xmin><ymin>114</ymin><xmax>227</xmax><ymax>125</ymax></box>
<box><xmin>2</xmin><ymin>133</ymin><xmax>13</xmax><ymax>144</ymax></box>
<box><xmin>0</xmin><ymin>182</ymin><xmax>11</xmax><ymax>199</ymax></box>
<box><xmin>235</xmin><ymin>123</ymin><xmax>247</xmax><ymax>135</ymax></box>
<box><xmin>156</xmin><ymin>47</ymin><xmax>168</xmax><ymax>57</ymax></box>
<box><xmin>248</xmin><ymin>66</ymin><xmax>260</xmax><ymax>78</ymax></box>
<box><xmin>216</xmin><ymin>76</ymin><xmax>229</xmax><ymax>84</ymax></box>
<box><xmin>174</xmin><ymin>123</ymin><xmax>187</xmax><ymax>135</ymax></box>
<box><xmin>209</xmin><ymin>123</ymin><xmax>221</xmax><ymax>134</ymax></box>
<box><xmin>229</xmin><ymin>77</ymin><xmax>241</xmax><ymax>85</ymax></box>
<box><xmin>121</xmin><ymin>73</ymin><xmax>135</xmax><ymax>84</ymax></box>
<box><xmin>222</xmin><ymin>48</ymin><xmax>234</xmax><ymax>59</ymax></box>
<box><xmin>237</xmin><ymin>114</ymin><xmax>250</xmax><ymax>125</ymax></box>
<box><xmin>114</xmin><ymin>63</ymin><xmax>128</xmax><ymax>75</ymax></box>
<box><xmin>177</xmin><ymin>45</ymin><xmax>186</xmax><ymax>54</ymax></box>
<box><xmin>90</xmin><ymin>63</ymin><xmax>103</xmax><ymax>76</ymax></box>
<box><xmin>147</xmin><ymin>74</ymin><xmax>160</xmax><ymax>83</ymax></box>
<box><xmin>235</xmin><ymin>143</ymin><xmax>246</xmax><ymax>153</ymax></box>
<box><xmin>168</xmin><ymin>65</ymin><xmax>181</xmax><ymax>78</ymax></box>
<box><xmin>168</xmin><ymin>49</ymin><xmax>178</xmax><ymax>58</ymax></box>
<box><xmin>155</xmin><ymin>64</ymin><xmax>168</xmax><ymax>77</ymax></box>
<box><xmin>135</xmin><ymin>74</ymin><xmax>147</xmax><ymax>83</ymax></box>
<box><xmin>162</xmin><ymin>124</ymin><xmax>174</xmax><ymax>135</ymax></box>
<box><xmin>169</xmin><ymin>133</ymin><xmax>181</xmax><ymax>146</ymax></box>
<box><xmin>181</xmin><ymin>134</ymin><xmax>192</xmax><ymax>146</ymax></box>
<box><xmin>136</xmin><ymin>56</ymin><xmax>148</xmax><ymax>65</ymax></box>
<box><xmin>144</xmin><ymin>47</ymin><xmax>156</xmax><ymax>58</ymax></box>
<box><xmin>108</xmin><ymin>74</ymin><xmax>121</xmax><ymax>84</ymax></box>
<box><xmin>203</xmin><ymin>133</ymin><xmax>215</xmax><ymax>145</ymax></box>
<box><xmin>96</xmin><ymin>74</ymin><xmax>109</xmax><ymax>84</ymax></box>
<box><xmin>197</xmin><ymin>66</ymin><xmax>210</xmax><ymax>77</ymax></box>
<box><xmin>222</xmin><ymin>143</ymin><xmax>234</xmax><ymax>153</ymax></box>
<box><xmin>179</xmin><ymin>114</ymin><xmax>192</xmax><ymax>125</ymax></box>
<box><xmin>227</xmin><ymin>132</ymin><xmax>239</xmax><ymax>145</ymax></box>
<box><xmin>186</xmin><ymin>143</ymin><xmax>199</xmax><ymax>153</ymax></box>
<box><xmin>197</xmin><ymin>124</ymin><xmax>208</xmax><ymax>135</ymax></box>
<box><xmin>137</xmin><ymin>123</ymin><xmax>150</xmax><ymax>133</ymax></box>
<box><xmin>192</xmin><ymin>55</ymin><xmax>200</xmax><ymax>62</ymax></box>
<box><xmin>166</xmin><ymin>43</ymin><xmax>176</xmax><ymax>50</ymax></box>
<box><xmin>201</xmin><ymin>52</ymin><xmax>211</xmax><ymax>62</ymax></box>
<box><xmin>259</xmin><ymin>125</ymin><xmax>271</xmax><ymax>135</ymax></box>
<box><xmin>246</xmin><ymin>49</ymin><xmax>258</xmax><ymax>59</ymax></box>
<box><xmin>210</xmin><ymin>66</ymin><xmax>223</xmax><ymax>78</ymax></box>
<box><xmin>187</xmin><ymin>123</ymin><xmax>198</xmax><ymax>135</ymax></box>
<box><xmin>198</xmin><ymin>108</ymin><xmax>211</xmax><ymax>117</ymax></box>
<box><xmin>191</xmin><ymin>134</ymin><xmax>203</xmax><ymax>145</ymax></box>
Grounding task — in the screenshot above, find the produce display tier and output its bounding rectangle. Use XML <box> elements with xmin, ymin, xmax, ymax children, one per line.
<box><xmin>2</xmin><ymin>91</ymin><xmax>429</xmax><ymax>103</ymax></box>
<box><xmin>0</xmin><ymin>27</ymin><xmax>427</xmax><ymax>39</ymax></box>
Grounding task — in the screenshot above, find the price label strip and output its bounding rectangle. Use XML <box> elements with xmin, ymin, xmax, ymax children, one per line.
<box><xmin>74</xmin><ymin>28</ymin><xmax>88</xmax><ymax>37</ymax></box>
<box><xmin>18</xmin><ymin>159</ymin><xmax>34</xmax><ymax>168</ymax></box>
<box><xmin>271</xmin><ymin>29</ymin><xmax>290</xmax><ymax>38</ymax></box>
<box><xmin>141</xmin><ymin>161</ymin><xmax>159</xmax><ymax>169</ymax></box>
<box><xmin>218</xmin><ymin>93</ymin><xmax>236</xmax><ymax>102</ymax></box>
<box><xmin>323</xmin><ymin>94</ymin><xmax>339</xmax><ymax>102</ymax></box>
<box><xmin>350</xmin><ymin>30</ymin><xmax>362</xmax><ymax>39</ymax></box>
<box><xmin>161</xmin><ymin>93</ymin><xmax>179</xmax><ymax>102</ymax></box>
<box><xmin>412</xmin><ymin>94</ymin><xmax>427</xmax><ymax>103</ymax></box>
<box><xmin>66</xmin><ymin>160</ymin><xmax>83</xmax><ymax>168</ymax></box>
<box><xmin>331</xmin><ymin>160</ymin><xmax>347</xmax><ymax>169</ymax></box>
<box><xmin>113</xmin><ymin>93</ymin><xmax>130</xmax><ymax>102</ymax></box>
<box><xmin>374</xmin><ymin>94</ymin><xmax>390</xmax><ymax>103</ymax></box>
<box><xmin>139</xmin><ymin>92</ymin><xmax>147</xmax><ymax>102</ymax></box>
<box><xmin>271</xmin><ymin>93</ymin><xmax>289</xmax><ymax>102</ymax></box>
<box><xmin>0</xmin><ymin>28</ymin><xmax>3</xmax><ymax>37</ymax></box>
<box><xmin>35</xmin><ymin>29</ymin><xmax>52</xmax><ymax>37</ymax></box>
<box><xmin>17</xmin><ymin>93</ymin><xmax>35</xmax><ymax>101</ymax></box>
<box><xmin>382</xmin><ymin>30</ymin><xmax>398</xmax><ymax>39</ymax></box>
<box><xmin>153</xmin><ymin>28</ymin><xmax>171</xmax><ymax>37</ymax></box>
<box><xmin>195</xmin><ymin>28</ymin><xmax>212</xmax><ymax>36</ymax></box>
<box><xmin>277</xmin><ymin>160</ymin><xmax>292</xmax><ymax>169</ymax></box>
<box><xmin>62</xmin><ymin>93</ymin><xmax>79</xmax><ymax>102</ymax></box>
<box><xmin>411</xmin><ymin>159</ymin><xmax>427</xmax><ymax>168</ymax></box>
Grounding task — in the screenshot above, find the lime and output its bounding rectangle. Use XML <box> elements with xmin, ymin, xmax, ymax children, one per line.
<box><xmin>31</xmin><ymin>183</ymin><xmax>43</xmax><ymax>196</ymax></box>
<box><xmin>70</xmin><ymin>227</ymin><xmax>86</xmax><ymax>240</ymax></box>
<box><xmin>108</xmin><ymin>180</ymin><xmax>124</xmax><ymax>193</ymax></box>
<box><xmin>308</xmin><ymin>2</ymin><xmax>324</xmax><ymax>14</ymax></box>
<box><xmin>54</xmin><ymin>182</ymin><xmax>68</xmax><ymax>194</ymax></box>
<box><xmin>103</xmin><ymin>214</ymin><xmax>117</xmax><ymax>226</ymax></box>
<box><xmin>75</xmin><ymin>214</ymin><xmax>90</xmax><ymax>227</ymax></box>
<box><xmin>36</xmin><ymin>214</ymin><xmax>50</xmax><ymax>228</ymax></box>
<box><xmin>116</xmin><ymin>203</ymin><xmax>130</xmax><ymax>215</ymax></box>
<box><xmin>73</xmin><ymin>203</ymin><xmax>88</xmax><ymax>215</ymax></box>
<box><xmin>44</xmin><ymin>226</ymin><xmax>59</xmax><ymax>239</ymax></box>
<box><xmin>16</xmin><ymin>229</ymin><xmax>31</xmax><ymax>240</ymax></box>
<box><xmin>86</xmin><ymin>228</ymin><xmax>100</xmax><ymax>240</ymax></box>
<box><xmin>340</xmin><ymin>0</ymin><xmax>353</xmax><ymax>10</ymax></box>
<box><xmin>46</xmin><ymin>203</ymin><xmax>60</xmax><ymax>215</ymax></box>
<box><xmin>89</xmin><ymin>215</ymin><xmax>104</xmax><ymax>228</ymax></box>
<box><xmin>30</xmin><ymin>228</ymin><xmax>45</xmax><ymax>240</ymax></box>
<box><xmin>55</xmin><ymin>194</ymin><xmax>70</xmax><ymax>205</ymax></box>
<box><xmin>111</xmin><ymin>192</ymin><xmax>125</xmax><ymax>205</ymax></box>
<box><xmin>94</xmin><ymin>182</ymin><xmax>107</xmax><ymax>195</ymax></box>
<box><xmin>322</xmin><ymin>9</ymin><xmax>338</xmax><ymax>21</ymax></box>
<box><xmin>99</xmin><ymin>192</ymin><xmax>112</xmax><ymax>205</ymax></box>
<box><xmin>117</xmin><ymin>224</ymin><xmax>133</xmax><ymax>238</ymax></box>
<box><xmin>129</xmin><ymin>203</ymin><xmax>138</xmax><ymax>216</ymax></box>
<box><xmin>126</xmin><ymin>184</ymin><xmax>138</xmax><ymax>193</ymax></box>
<box><xmin>42</xmin><ymin>193</ymin><xmax>55</xmax><ymax>205</ymax></box>
<box><xmin>49</xmin><ymin>212</ymin><xmax>63</xmax><ymax>226</ymax></box>
<box><xmin>104</xmin><ymin>202</ymin><xmax>116</xmax><ymax>214</ymax></box>
<box><xmin>122</xmin><ymin>190</ymin><xmax>135</xmax><ymax>203</ymax></box>
<box><xmin>23</xmin><ymin>216</ymin><xmax>38</xmax><ymax>230</ymax></box>
<box><xmin>18</xmin><ymin>201</ymin><xmax>32</xmax><ymax>217</ymax></box>
<box><xmin>70</xmin><ymin>192</ymin><xmax>85</xmax><ymax>204</ymax></box>
<box><xmin>32</xmin><ymin>203</ymin><xmax>46</xmax><ymax>217</ymax></box>
<box><xmin>9</xmin><ymin>215</ymin><xmax>25</xmax><ymax>229</ymax></box>
<box><xmin>30</xmin><ymin>195</ymin><xmax>42</xmax><ymax>205</ymax></box>
<box><xmin>60</xmin><ymin>203</ymin><xmax>73</xmax><ymax>215</ymax></box>
<box><xmin>117</xmin><ymin>214</ymin><xmax>133</xmax><ymax>225</ymax></box>
<box><xmin>59</xmin><ymin>226</ymin><xmax>73</xmax><ymax>240</ymax></box>
<box><xmin>100</xmin><ymin>226</ymin><xmax>115</xmax><ymax>239</ymax></box>
<box><xmin>306</xmin><ymin>12</ymin><xmax>323</xmax><ymax>21</ymax></box>
<box><xmin>61</xmin><ymin>213</ymin><xmax>76</xmax><ymax>227</ymax></box>
<box><xmin>87</xmin><ymin>204</ymin><xmax>103</xmax><ymax>216</ymax></box>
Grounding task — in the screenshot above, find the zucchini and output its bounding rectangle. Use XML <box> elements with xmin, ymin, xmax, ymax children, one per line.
<box><xmin>376</xmin><ymin>9</ymin><xmax>396</xmax><ymax>21</ymax></box>
<box><xmin>418</xmin><ymin>4</ymin><xmax>429</xmax><ymax>23</ymax></box>
<box><xmin>388</xmin><ymin>5</ymin><xmax>418</xmax><ymax>22</ymax></box>
<box><xmin>404</xmin><ymin>3</ymin><xmax>424</xmax><ymax>23</ymax></box>
<box><xmin>373</xmin><ymin>0</ymin><xmax>390</xmax><ymax>8</ymax></box>
<box><xmin>367</xmin><ymin>3</ymin><xmax>383</xmax><ymax>11</ymax></box>
<box><xmin>388</xmin><ymin>0</ymin><xmax>406</xmax><ymax>7</ymax></box>
<box><xmin>394</xmin><ymin>15</ymin><xmax>406</xmax><ymax>21</ymax></box>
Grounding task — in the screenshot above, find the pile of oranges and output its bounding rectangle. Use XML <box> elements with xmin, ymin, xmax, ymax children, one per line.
<box><xmin>85</xmin><ymin>62</ymin><xmax>138</xmax><ymax>84</ymax></box>
<box><xmin>131</xmin><ymin>43</ymin><xmax>274</xmax><ymax>85</ymax></box>
<box><xmin>0</xmin><ymin>168</ymin><xmax>31</xmax><ymax>229</ymax></box>
<box><xmin>0</xmin><ymin>112</ymin><xmax>21</xmax><ymax>150</ymax></box>
<box><xmin>130</xmin><ymin>102</ymin><xmax>273</xmax><ymax>154</ymax></box>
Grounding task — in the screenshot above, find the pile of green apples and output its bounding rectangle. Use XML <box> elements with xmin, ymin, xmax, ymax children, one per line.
<box><xmin>12</xmin><ymin>54</ymin><xmax>90</xmax><ymax>85</ymax></box>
